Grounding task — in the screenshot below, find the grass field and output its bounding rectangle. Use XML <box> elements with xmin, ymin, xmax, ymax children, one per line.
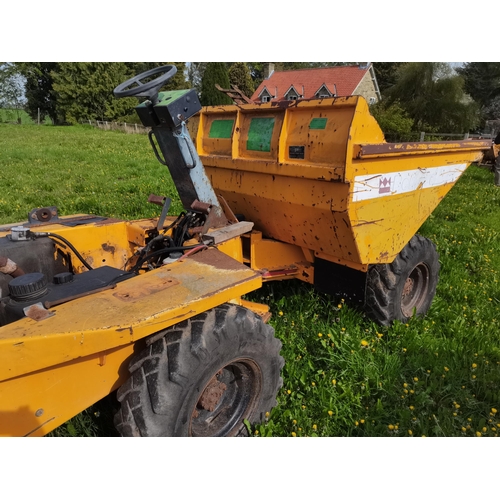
<box><xmin>1</xmin><ymin>123</ymin><xmax>499</xmax><ymax>437</ymax></box>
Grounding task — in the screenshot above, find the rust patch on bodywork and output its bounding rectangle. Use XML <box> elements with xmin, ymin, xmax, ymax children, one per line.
<box><xmin>190</xmin><ymin>247</ymin><xmax>245</xmax><ymax>271</ymax></box>
<box><xmin>354</xmin><ymin>140</ymin><xmax>492</xmax><ymax>159</ymax></box>
<box><xmin>101</xmin><ymin>243</ymin><xmax>116</xmax><ymax>254</ymax></box>
<box><xmin>24</xmin><ymin>303</ymin><xmax>54</xmax><ymax>321</ymax></box>
<box><xmin>113</xmin><ymin>277</ymin><xmax>180</xmax><ymax>301</ymax></box>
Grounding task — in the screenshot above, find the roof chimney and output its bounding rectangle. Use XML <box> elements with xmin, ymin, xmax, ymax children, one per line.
<box><xmin>264</xmin><ymin>63</ymin><xmax>275</xmax><ymax>80</ymax></box>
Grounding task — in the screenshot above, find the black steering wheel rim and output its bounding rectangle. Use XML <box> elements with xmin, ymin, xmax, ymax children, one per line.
<box><xmin>113</xmin><ymin>65</ymin><xmax>177</xmax><ymax>101</ymax></box>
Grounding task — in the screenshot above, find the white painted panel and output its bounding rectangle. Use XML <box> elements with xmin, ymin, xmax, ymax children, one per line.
<box><xmin>352</xmin><ymin>164</ymin><xmax>467</xmax><ymax>202</ymax></box>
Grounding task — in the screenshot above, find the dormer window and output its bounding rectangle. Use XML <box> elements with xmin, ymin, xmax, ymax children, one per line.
<box><xmin>315</xmin><ymin>84</ymin><xmax>333</xmax><ymax>99</ymax></box>
<box><xmin>284</xmin><ymin>85</ymin><xmax>300</xmax><ymax>101</ymax></box>
<box><xmin>258</xmin><ymin>87</ymin><xmax>273</xmax><ymax>103</ymax></box>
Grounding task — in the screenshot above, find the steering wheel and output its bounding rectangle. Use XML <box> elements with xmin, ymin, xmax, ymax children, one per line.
<box><xmin>114</xmin><ymin>65</ymin><xmax>177</xmax><ymax>104</ymax></box>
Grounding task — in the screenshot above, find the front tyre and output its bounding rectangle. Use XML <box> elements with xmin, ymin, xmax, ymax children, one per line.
<box><xmin>364</xmin><ymin>235</ymin><xmax>440</xmax><ymax>326</ymax></box>
<box><xmin>114</xmin><ymin>304</ymin><xmax>284</xmax><ymax>436</ymax></box>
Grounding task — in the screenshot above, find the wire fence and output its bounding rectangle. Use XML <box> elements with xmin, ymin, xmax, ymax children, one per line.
<box><xmin>384</xmin><ymin>131</ymin><xmax>495</xmax><ymax>143</ymax></box>
<box><xmin>82</xmin><ymin>120</ymin><xmax>149</xmax><ymax>134</ymax></box>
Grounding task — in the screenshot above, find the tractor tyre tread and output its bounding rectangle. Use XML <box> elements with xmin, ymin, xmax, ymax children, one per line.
<box><xmin>364</xmin><ymin>235</ymin><xmax>440</xmax><ymax>326</ymax></box>
<box><xmin>114</xmin><ymin>304</ymin><xmax>283</xmax><ymax>437</ymax></box>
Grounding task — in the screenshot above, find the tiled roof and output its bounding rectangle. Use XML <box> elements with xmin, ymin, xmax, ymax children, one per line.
<box><xmin>251</xmin><ymin>65</ymin><xmax>370</xmax><ymax>101</ymax></box>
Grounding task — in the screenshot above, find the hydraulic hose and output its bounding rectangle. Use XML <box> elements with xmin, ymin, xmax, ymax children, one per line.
<box><xmin>33</xmin><ymin>232</ymin><xmax>94</xmax><ymax>271</ymax></box>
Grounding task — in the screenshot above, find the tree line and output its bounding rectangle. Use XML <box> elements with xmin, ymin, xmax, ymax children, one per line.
<box><xmin>1</xmin><ymin>62</ymin><xmax>499</xmax><ymax>137</ymax></box>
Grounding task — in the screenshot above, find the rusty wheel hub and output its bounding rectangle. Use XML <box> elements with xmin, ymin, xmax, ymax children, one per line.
<box><xmin>198</xmin><ymin>371</ymin><xmax>227</xmax><ymax>412</ymax></box>
<box><xmin>190</xmin><ymin>359</ymin><xmax>261</xmax><ymax>437</ymax></box>
<box><xmin>402</xmin><ymin>277</ymin><xmax>414</xmax><ymax>298</ymax></box>
<box><xmin>401</xmin><ymin>262</ymin><xmax>430</xmax><ymax>318</ymax></box>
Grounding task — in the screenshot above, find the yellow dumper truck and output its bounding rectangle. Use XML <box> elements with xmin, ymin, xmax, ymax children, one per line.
<box><xmin>0</xmin><ymin>66</ymin><xmax>493</xmax><ymax>436</ymax></box>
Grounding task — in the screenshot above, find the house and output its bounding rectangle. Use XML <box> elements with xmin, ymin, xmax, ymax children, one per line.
<box><xmin>251</xmin><ymin>63</ymin><xmax>381</xmax><ymax>105</ymax></box>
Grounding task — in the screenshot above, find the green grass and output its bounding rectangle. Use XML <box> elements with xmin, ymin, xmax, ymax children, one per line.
<box><xmin>1</xmin><ymin>124</ymin><xmax>499</xmax><ymax>437</ymax></box>
<box><xmin>0</xmin><ymin>123</ymin><xmax>183</xmax><ymax>223</ymax></box>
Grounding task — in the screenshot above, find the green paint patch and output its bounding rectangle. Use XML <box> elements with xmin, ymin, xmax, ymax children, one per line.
<box><xmin>209</xmin><ymin>119</ymin><xmax>234</xmax><ymax>139</ymax></box>
<box><xmin>309</xmin><ymin>118</ymin><xmax>327</xmax><ymax>129</ymax></box>
<box><xmin>247</xmin><ymin>117</ymin><xmax>275</xmax><ymax>152</ymax></box>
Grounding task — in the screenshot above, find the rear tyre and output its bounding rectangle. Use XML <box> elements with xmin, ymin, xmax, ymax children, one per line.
<box><xmin>364</xmin><ymin>235</ymin><xmax>440</xmax><ymax>326</ymax></box>
<box><xmin>114</xmin><ymin>304</ymin><xmax>284</xmax><ymax>437</ymax></box>
<box><xmin>494</xmin><ymin>154</ymin><xmax>500</xmax><ymax>186</ymax></box>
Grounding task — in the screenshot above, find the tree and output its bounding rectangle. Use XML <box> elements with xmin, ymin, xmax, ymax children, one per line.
<box><xmin>15</xmin><ymin>63</ymin><xmax>60</xmax><ymax>124</ymax></box>
<box><xmin>457</xmin><ymin>63</ymin><xmax>500</xmax><ymax>108</ymax></box>
<box><xmin>385</xmin><ymin>62</ymin><xmax>479</xmax><ymax>133</ymax></box>
<box><xmin>372</xmin><ymin>62</ymin><xmax>405</xmax><ymax>96</ymax></box>
<box><xmin>0</xmin><ymin>63</ymin><xmax>26</xmax><ymax>122</ymax></box>
<box><xmin>228</xmin><ymin>62</ymin><xmax>254</xmax><ymax>98</ymax></box>
<box><xmin>186</xmin><ymin>62</ymin><xmax>208</xmax><ymax>94</ymax></box>
<box><xmin>457</xmin><ymin>62</ymin><xmax>500</xmax><ymax>122</ymax></box>
<box><xmin>370</xmin><ymin>101</ymin><xmax>415</xmax><ymax>142</ymax></box>
<box><xmin>200</xmin><ymin>62</ymin><xmax>233</xmax><ymax>106</ymax></box>
<box><xmin>51</xmin><ymin>62</ymin><xmax>137</xmax><ymax>124</ymax></box>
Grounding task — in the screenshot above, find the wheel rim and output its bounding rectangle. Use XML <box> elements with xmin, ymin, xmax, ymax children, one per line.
<box><xmin>401</xmin><ymin>262</ymin><xmax>430</xmax><ymax>318</ymax></box>
<box><xmin>190</xmin><ymin>359</ymin><xmax>262</xmax><ymax>437</ymax></box>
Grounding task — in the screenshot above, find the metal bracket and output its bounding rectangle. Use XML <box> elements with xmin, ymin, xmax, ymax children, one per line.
<box><xmin>28</xmin><ymin>207</ymin><xmax>60</xmax><ymax>225</ymax></box>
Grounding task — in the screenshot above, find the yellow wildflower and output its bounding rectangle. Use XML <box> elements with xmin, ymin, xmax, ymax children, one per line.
<box><xmin>318</xmin><ymin>333</ymin><xmax>323</xmax><ymax>338</ymax></box>
<box><xmin>328</xmin><ymin>411</ymin><xmax>333</xmax><ymax>416</ymax></box>
<box><xmin>492</xmin><ymin>408</ymin><xmax>498</xmax><ymax>414</ymax></box>
<box><xmin>414</xmin><ymin>377</ymin><xmax>418</xmax><ymax>382</ymax></box>
<box><xmin>291</xmin><ymin>432</ymin><xmax>296</xmax><ymax>437</ymax></box>
<box><xmin>444</xmin><ymin>367</ymin><xmax>449</xmax><ymax>372</ymax></box>
<box><xmin>361</xmin><ymin>340</ymin><xmax>369</xmax><ymax>347</ymax></box>
<box><xmin>408</xmin><ymin>430</ymin><xmax>413</xmax><ymax>436</ymax></box>
<box><xmin>312</xmin><ymin>424</ymin><xmax>317</xmax><ymax>431</ymax></box>
<box><xmin>388</xmin><ymin>424</ymin><xmax>395</xmax><ymax>430</ymax></box>
<box><xmin>278</xmin><ymin>311</ymin><xmax>283</xmax><ymax>316</ymax></box>
<box><xmin>332</xmin><ymin>379</ymin><xmax>337</xmax><ymax>385</ymax></box>
<box><xmin>472</xmin><ymin>363</ymin><xmax>477</xmax><ymax>369</ymax></box>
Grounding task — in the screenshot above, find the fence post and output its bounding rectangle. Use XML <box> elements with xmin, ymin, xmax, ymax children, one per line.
<box><xmin>420</xmin><ymin>132</ymin><xmax>425</xmax><ymax>142</ymax></box>
<box><xmin>463</xmin><ymin>132</ymin><xmax>469</xmax><ymax>139</ymax></box>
